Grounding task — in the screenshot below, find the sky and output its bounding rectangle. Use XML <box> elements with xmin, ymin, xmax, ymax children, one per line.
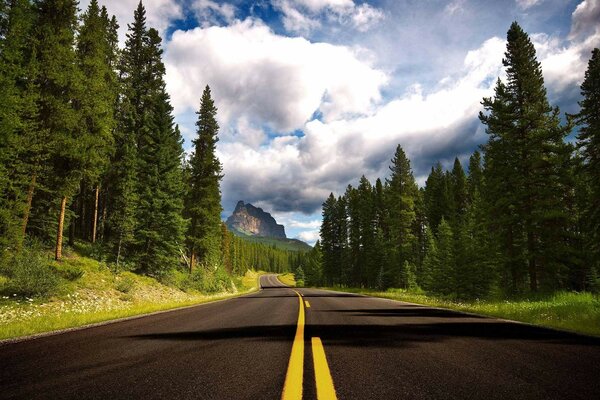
<box><xmin>86</xmin><ymin>0</ymin><xmax>600</xmax><ymax>245</ymax></box>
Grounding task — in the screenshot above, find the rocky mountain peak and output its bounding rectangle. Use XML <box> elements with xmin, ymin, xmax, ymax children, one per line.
<box><xmin>226</xmin><ymin>201</ymin><xmax>286</xmax><ymax>239</ymax></box>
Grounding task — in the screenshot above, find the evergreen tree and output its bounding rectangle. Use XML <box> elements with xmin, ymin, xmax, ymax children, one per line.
<box><xmin>0</xmin><ymin>0</ymin><xmax>38</xmax><ymax>250</ymax></box>
<box><xmin>431</xmin><ymin>218</ymin><xmax>455</xmax><ymax>295</ymax></box>
<box><xmin>186</xmin><ymin>85</ymin><xmax>223</xmax><ymax>270</ymax></box>
<box><xmin>573</xmin><ymin>48</ymin><xmax>600</xmax><ymax>276</ymax></box>
<box><xmin>76</xmin><ymin>0</ymin><xmax>117</xmax><ymax>243</ymax></box>
<box><xmin>32</xmin><ymin>0</ymin><xmax>82</xmax><ymax>260</ymax></box>
<box><xmin>385</xmin><ymin>145</ymin><xmax>418</xmax><ymax>287</ymax></box>
<box><xmin>424</xmin><ymin>162</ymin><xmax>450</xmax><ymax>232</ymax></box>
<box><xmin>480</xmin><ymin>22</ymin><xmax>573</xmax><ymax>292</ymax></box>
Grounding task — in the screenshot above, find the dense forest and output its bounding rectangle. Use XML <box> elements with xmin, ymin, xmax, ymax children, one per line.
<box><xmin>0</xmin><ymin>0</ymin><xmax>298</xmax><ymax>292</ymax></box>
<box><xmin>315</xmin><ymin>23</ymin><xmax>600</xmax><ymax>298</ymax></box>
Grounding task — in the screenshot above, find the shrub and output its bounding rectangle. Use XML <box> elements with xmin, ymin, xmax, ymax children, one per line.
<box><xmin>2</xmin><ymin>249</ymin><xmax>60</xmax><ymax>298</ymax></box>
<box><xmin>185</xmin><ymin>266</ymin><xmax>231</xmax><ymax>294</ymax></box>
<box><xmin>115</xmin><ymin>274</ymin><xmax>136</xmax><ymax>293</ymax></box>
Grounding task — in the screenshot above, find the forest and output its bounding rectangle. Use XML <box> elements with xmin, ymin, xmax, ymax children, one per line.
<box><xmin>0</xmin><ymin>0</ymin><xmax>298</xmax><ymax>297</ymax></box>
<box><xmin>315</xmin><ymin>23</ymin><xmax>600</xmax><ymax>299</ymax></box>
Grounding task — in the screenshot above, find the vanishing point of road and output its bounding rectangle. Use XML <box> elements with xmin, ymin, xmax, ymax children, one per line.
<box><xmin>1</xmin><ymin>274</ymin><xmax>599</xmax><ymax>399</ymax></box>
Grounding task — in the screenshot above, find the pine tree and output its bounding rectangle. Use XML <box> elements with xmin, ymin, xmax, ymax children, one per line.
<box><xmin>480</xmin><ymin>22</ymin><xmax>573</xmax><ymax>292</ymax></box>
<box><xmin>385</xmin><ymin>144</ymin><xmax>418</xmax><ymax>287</ymax></box>
<box><xmin>76</xmin><ymin>0</ymin><xmax>117</xmax><ymax>243</ymax></box>
<box><xmin>424</xmin><ymin>162</ymin><xmax>450</xmax><ymax>232</ymax></box>
<box><xmin>573</xmin><ymin>48</ymin><xmax>600</xmax><ymax>275</ymax></box>
<box><xmin>186</xmin><ymin>85</ymin><xmax>223</xmax><ymax>270</ymax></box>
<box><xmin>32</xmin><ymin>0</ymin><xmax>82</xmax><ymax>260</ymax></box>
<box><xmin>431</xmin><ymin>218</ymin><xmax>455</xmax><ymax>295</ymax></box>
<box><xmin>0</xmin><ymin>0</ymin><xmax>38</xmax><ymax>250</ymax></box>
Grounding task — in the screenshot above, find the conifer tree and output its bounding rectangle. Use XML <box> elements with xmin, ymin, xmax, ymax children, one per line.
<box><xmin>186</xmin><ymin>85</ymin><xmax>223</xmax><ymax>270</ymax></box>
<box><xmin>33</xmin><ymin>0</ymin><xmax>82</xmax><ymax>260</ymax></box>
<box><xmin>573</xmin><ymin>48</ymin><xmax>600</xmax><ymax>273</ymax></box>
<box><xmin>76</xmin><ymin>0</ymin><xmax>117</xmax><ymax>243</ymax></box>
<box><xmin>385</xmin><ymin>145</ymin><xmax>418</xmax><ymax>287</ymax></box>
<box><xmin>0</xmin><ymin>0</ymin><xmax>38</xmax><ymax>249</ymax></box>
<box><xmin>424</xmin><ymin>162</ymin><xmax>450</xmax><ymax>232</ymax></box>
<box><xmin>480</xmin><ymin>22</ymin><xmax>573</xmax><ymax>292</ymax></box>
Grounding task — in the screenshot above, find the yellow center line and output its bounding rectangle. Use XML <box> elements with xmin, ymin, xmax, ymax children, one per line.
<box><xmin>281</xmin><ymin>290</ymin><xmax>305</xmax><ymax>400</ymax></box>
<box><xmin>311</xmin><ymin>337</ymin><xmax>338</xmax><ymax>400</ymax></box>
<box><xmin>305</xmin><ymin>301</ymin><xmax>311</xmax><ymax>308</ymax></box>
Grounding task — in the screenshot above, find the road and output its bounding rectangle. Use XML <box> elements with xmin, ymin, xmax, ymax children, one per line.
<box><xmin>1</xmin><ymin>274</ymin><xmax>599</xmax><ymax>399</ymax></box>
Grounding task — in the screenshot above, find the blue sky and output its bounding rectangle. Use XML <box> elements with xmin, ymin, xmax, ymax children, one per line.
<box><xmin>88</xmin><ymin>0</ymin><xmax>600</xmax><ymax>244</ymax></box>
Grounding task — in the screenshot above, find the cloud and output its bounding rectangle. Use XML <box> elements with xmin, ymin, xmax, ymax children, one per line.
<box><xmin>516</xmin><ymin>0</ymin><xmax>543</xmax><ymax>10</ymax></box>
<box><xmin>297</xmin><ymin>229</ymin><xmax>320</xmax><ymax>244</ymax></box>
<box><xmin>212</xmin><ymin>36</ymin><xmax>506</xmax><ymax>214</ymax></box>
<box><xmin>164</xmin><ymin>18</ymin><xmax>388</xmax><ymax>132</ymax></box>
<box><xmin>569</xmin><ymin>0</ymin><xmax>600</xmax><ymax>40</ymax></box>
<box><xmin>192</xmin><ymin>0</ymin><xmax>237</xmax><ymax>27</ymax></box>
<box><xmin>273</xmin><ymin>0</ymin><xmax>384</xmax><ymax>34</ymax></box>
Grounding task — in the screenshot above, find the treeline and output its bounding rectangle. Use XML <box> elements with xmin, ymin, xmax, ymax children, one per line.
<box><xmin>222</xmin><ymin>227</ymin><xmax>302</xmax><ymax>275</ymax></box>
<box><xmin>317</xmin><ymin>22</ymin><xmax>600</xmax><ymax>298</ymax></box>
<box><xmin>0</xmin><ymin>0</ymin><xmax>295</xmax><ymax>281</ymax></box>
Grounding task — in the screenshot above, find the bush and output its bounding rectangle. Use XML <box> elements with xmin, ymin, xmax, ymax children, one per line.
<box><xmin>2</xmin><ymin>249</ymin><xmax>60</xmax><ymax>298</ymax></box>
<box><xmin>115</xmin><ymin>274</ymin><xmax>136</xmax><ymax>293</ymax></box>
<box><xmin>185</xmin><ymin>266</ymin><xmax>231</xmax><ymax>294</ymax></box>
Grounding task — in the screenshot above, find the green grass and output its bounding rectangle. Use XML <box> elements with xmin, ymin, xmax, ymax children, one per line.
<box><xmin>277</xmin><ymin>273</ymin><xmax>296</xmax><ymax>287</ymax></box>
<box><xmin>326</xmin><ymin>287</ymin><xmax>600</xmax><ymax>337</ymax></box>
<box><xmin>0</xmin><ymin>248</ymin><xmax>265</xmax><ymax>341</ymax></box>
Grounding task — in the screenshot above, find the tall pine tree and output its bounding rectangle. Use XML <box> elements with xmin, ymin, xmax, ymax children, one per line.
<box><xmin>186</xmin><ymin>85</ymin><xmax>223</xmax><ymax>271</ymax></box>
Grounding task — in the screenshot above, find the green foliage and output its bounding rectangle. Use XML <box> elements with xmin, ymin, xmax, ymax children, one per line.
<box><xmin>1</xmin><ymin>247</ymin><xmax>59</xmax><ymax>297</ymax></box>
<box><xmin>185</xmin><ymin>266</ymin><xmax>231</xmax><ymax>294</ymax></box>
<box><xmin>54</xmin><ymin>263</ymin><xmax>84</xmax><ymax>281</ymax></box>
<box><xmin>115</xmin><ymin>274</ymin><xmax>135</xmax><ymax>293</ymax></box>
<box><xmin>185</xmin><ymin>85</ymin><xmax>223</xmax><ymax>269</ymax></box>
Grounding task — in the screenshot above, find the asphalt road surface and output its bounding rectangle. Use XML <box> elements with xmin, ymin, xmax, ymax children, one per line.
<box><xmin>1</xmin><ymin>274</ymin><xmax>599</xmax><ymax>399</ymax></box>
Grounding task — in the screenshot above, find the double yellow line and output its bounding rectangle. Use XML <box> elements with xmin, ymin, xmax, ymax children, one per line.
<box><xmin>281</xmin><ymin>291</ymin><xmax>337</xmax><ymax>400</ymax></box>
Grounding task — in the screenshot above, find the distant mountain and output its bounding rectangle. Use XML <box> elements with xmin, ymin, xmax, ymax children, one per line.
<box><xmin>226</xmin><ymin>201</ymin><xmax>286</xmax><ymax>239</ymax></box>
<box><xmin>225</xmin><ymin>201</ymin><xmax>312</xmax><ymax>252</ymax></box>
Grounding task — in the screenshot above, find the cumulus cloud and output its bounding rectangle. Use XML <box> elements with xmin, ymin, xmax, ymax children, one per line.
<box><xmin>569</xmin><ymin>0</ymin><xmax>600</xmax><ymax>40</ymax></box>
<box><xmin>273</xmin><ymin>0</ymin><xmax>384</xmax><ymax>34</ymax></box>
<box><xmin>192</xmin><ymin>0</ymin><xmax>237</xmax><ymax>27</ymax></box>
<box><xmin>164</xmin><ymin>18</ymin><xmax>388</xmax><ymax>132</ymax></box>
<box><xmin>211</xmin><ymin>36</ymin><xmax>506</xmax><ymax>214</ymax></box>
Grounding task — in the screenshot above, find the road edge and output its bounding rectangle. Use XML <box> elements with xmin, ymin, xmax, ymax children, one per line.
<box><xmin>0</xmin><ymin>273</ymin><xmax>267</xmax><ymax>346</ymax></box>
<box><xmin>315</xmin><ymin>286</ymin><xmax>600</xmax><ymax>340</ymax></box>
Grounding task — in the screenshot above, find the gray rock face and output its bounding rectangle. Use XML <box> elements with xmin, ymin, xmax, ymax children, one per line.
<box><xmin>225</xmin><ymin>201</ymin><xmax>286</xmax><ymax>239</ymax></box>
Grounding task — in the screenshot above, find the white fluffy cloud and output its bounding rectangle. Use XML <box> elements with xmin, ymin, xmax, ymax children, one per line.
<box><xmin>273</xmin><ymin>0</ymin><xmax>384</xmax><ymax>34</ymax></box>
<box><xmin>164</xmin><ymin>18</ymin><xmax>388</xmax><ymax>132</ymax></box>
<box><xmin>192</xmin><ymin>0</ymin><xmax>237</xmax><ymax>27</ymax></box>
<box><xmin>516</xmin><ymin>0</ymin><xmax>543</xmax><ymax>10</ymax></box>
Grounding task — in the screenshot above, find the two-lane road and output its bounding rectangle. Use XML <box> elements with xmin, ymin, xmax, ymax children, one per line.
<box><xmin>1</xmin><ymin>275</ymin><xmax>599</xmax><ymax>399</ymax></box>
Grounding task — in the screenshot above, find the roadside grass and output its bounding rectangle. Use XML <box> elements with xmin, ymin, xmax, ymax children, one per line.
<box><xmin>277</xmin><ymin>273</ymin><xmax>296</xmax><ymax>287</ymax></box>
<box><xmin>327</xmin><ymin>287</ymin><xmax>600</xmax><ymax>337</ymax></box>
<box><xmin>0</xmin><ymin>247</ymin><xmax>265</xmax><ymax>341</ymax></box>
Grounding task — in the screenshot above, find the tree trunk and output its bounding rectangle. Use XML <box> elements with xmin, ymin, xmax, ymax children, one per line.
<box><xmin>55</xmin><ymin>196</ymin><xmax>67</xmax><ymax>261</ymax></box>
<box><xmin>92</xmin><ymin>185</ymin><xmax>100</xmax><ymax>243</ymax></box>
<box><xmin>19</xmin><ymin>173</ymin><xmax>37</xmax><ymax>249</ymax></box>
<box><xmin>116</xmin><ymin>234</ymin><xmax>123</xmax><ymax>269</ymax></box>
<box><xmin>190</xmin><ymin>251</ymin><xmax>196</xmax><ymax>273</ymax></box>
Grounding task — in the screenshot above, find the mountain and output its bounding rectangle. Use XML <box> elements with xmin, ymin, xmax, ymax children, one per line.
<box><xmin>226</xmin><ymin>201</ymin><xmax>286</xmax><ymax>239</ymax></box>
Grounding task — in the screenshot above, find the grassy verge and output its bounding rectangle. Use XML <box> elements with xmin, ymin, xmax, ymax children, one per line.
<box><xmin>325</xmin><ymin>287</ymin><xmax>600</xmax><ymax>337</ymax></box>
<box><xmin>277</xmin><ymin>273</ymin><xmax>296</xmax><ymax>287</ymax></box>
<box><xmin>0</xmin><ymin>251</ymin><xmax>265</xmax><ymax>341</ymax></box>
